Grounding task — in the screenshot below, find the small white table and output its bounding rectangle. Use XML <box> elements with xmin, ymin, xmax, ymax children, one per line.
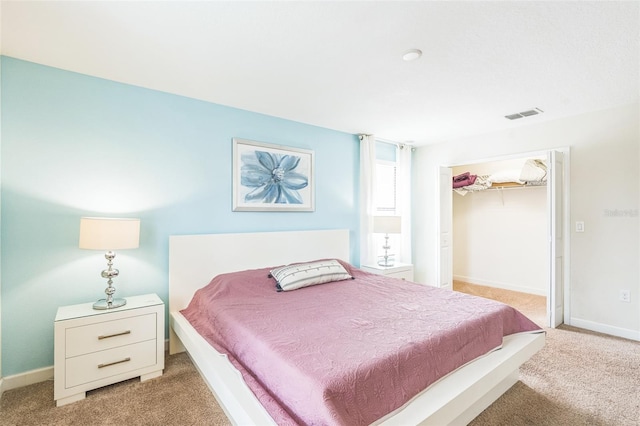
<box><xmin>360</xmin><ymin>262</ymin><xmax>414</xmax><ymax>281</ymax></box>
<box><xmin>54</xmin><ymin>294</ymin><xmax>164</xmax><ymax>407</ymax></box>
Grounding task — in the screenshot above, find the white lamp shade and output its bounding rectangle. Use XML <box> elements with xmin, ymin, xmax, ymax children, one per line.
<box><xmin>79</xmin><ymin>217</ymin><xmax>140</xmax><ymax>250</ymax></box>
<box><xmin>373</xmin><ymin>216</ymin><xmax>401</xmax><ymax>234</ymax></box>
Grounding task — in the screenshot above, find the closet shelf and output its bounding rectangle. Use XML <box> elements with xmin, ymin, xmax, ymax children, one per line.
<box><xmin>453</xmin><ymin>181</ymin><xmax>546</xmax><ymax>195</ymax></box>
<box><xmin>452</xmin><ymin>158</ymin><xmax>548</xmax><ymax>195</ymax></box>
<box><xmin>488</xmin><ymin>182</ymin><xmax>546</xmax><ymax>190</ymax></box>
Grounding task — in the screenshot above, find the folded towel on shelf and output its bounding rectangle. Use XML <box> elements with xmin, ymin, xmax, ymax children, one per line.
<box><xmin>452</xmin><ymin>172</ymin><xmax>478</xmax><ymax>188</ymax></box>
<box><xmin>453</xmin><ymin>175</ymin><xmax>491</xmax><ymax>195</ymax></box>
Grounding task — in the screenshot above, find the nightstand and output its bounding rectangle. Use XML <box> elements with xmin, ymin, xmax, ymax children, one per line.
<box><xmin>361</xmin><ymin>262</ymin><xmax>414</xmax><ymax>281</ymax></box>
<box><xmin>54</xmin><ymin>293</ymin><xmax>164</xmax><ymax>407</ymax></box>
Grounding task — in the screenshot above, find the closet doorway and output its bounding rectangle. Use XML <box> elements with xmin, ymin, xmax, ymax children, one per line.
<box><xmin>437</xmin><ymin>149</ymin><xmax>569</xmax><ymax>328</ymax></box>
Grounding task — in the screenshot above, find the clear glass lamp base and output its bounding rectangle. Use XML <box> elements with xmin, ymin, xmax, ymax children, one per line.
<box><xmin>93</xmin><ymin>298</ymin><xmax>127</xmax><ymax>310</ymax></box>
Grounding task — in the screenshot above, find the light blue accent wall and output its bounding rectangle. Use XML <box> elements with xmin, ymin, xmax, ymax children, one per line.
<box><xmin>0</xmin><ymin>47</ymin><xmax>3</xmax><ymax>379</ymax></box>
<box><xmin>0</xmin><ymin>56</ymin><xmax>360</xmax><ymax>376</ymax></box>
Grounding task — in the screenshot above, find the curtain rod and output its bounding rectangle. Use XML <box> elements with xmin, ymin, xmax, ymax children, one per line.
<box><xmin>359</xmin><ymin>134</ymin><xmax>413</xmax><ymax>148</ymax></box>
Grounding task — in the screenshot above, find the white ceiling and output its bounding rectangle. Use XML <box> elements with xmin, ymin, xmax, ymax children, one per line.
<box><xmin>1</xmin><ymin>1</ymin><xmax>638</xmax><ymax>145</ymax></box>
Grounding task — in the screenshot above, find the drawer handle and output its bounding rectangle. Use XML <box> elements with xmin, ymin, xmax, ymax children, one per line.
<box><xmin>98</xmin><ymin>357</ymin><xmax>131</xmax><ymax>369</ymax></box>
<box><xmin>98</xmin><ymin>330</ymin><xmax>131</xmax><ymax>340</ymax></box>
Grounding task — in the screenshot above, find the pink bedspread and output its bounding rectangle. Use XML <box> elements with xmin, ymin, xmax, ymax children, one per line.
<box><xmin>182</xmin><ymin>262</ymin><xmax>542</xmax><ymax>425</ymax></box>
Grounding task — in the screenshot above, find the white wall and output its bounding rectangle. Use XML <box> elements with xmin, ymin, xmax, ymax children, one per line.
<box><xmin>413</xmin><ymin>102</ymin><xmax>640</xmax><ymax>339</ymax></box>
<box><xmin>452</xmin><ymin>159</ymin><xmax>547</xmax><ymax>295</ymax></box>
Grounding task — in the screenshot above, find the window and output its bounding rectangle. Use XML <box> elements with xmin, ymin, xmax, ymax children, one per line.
<box><xmin>373</xmin><ymin>142</ymin><xmax>400</xmax><ymax>263</ymax></box>
<box><xmin>375</xmin><ymin>141</ymin><xmax>398</xmax><ymax>214</ymax></box>
<box><xmin>375</xmin><ymin>160</ymin><xmax>397</xmax><ymax>213</ymax></box>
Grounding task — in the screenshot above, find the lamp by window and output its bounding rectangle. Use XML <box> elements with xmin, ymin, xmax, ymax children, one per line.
<box><xmin>373</xmin><ymin>215</ymin><xmax>401</xmax><ymax>267</ymax></box>
<box><xmin>79</xmin><ymin>217</ymin><xmax>140</xmax><ymax>310</ymax></box>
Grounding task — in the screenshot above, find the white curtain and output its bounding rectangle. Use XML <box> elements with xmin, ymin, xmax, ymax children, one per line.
<box><xmin>396</xmin><ymin>144</ymin><xmax>412</xmax><ymax>264</ymax></box>
<box><xmin>359</xmin><ymin>134</ymin><xmax>377</xmax><ymax>267</ymax></box>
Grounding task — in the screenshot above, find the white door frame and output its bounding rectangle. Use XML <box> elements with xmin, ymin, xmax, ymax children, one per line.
<box><xmin>437</xmin><ymin>166</ymin><xmax>453</xmax><ymax>290</ymax></box>
<box><xmin>437</xmin><ymin>148</ymin><xmax>571</xmax><ymax>327</ymax></box>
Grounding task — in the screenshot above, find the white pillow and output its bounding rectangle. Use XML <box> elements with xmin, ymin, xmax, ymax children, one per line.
<box><xmin>488</xmin><ymin>169</ymin><xmax>524</xmax><ymax>184</ymax></box>
<box><xmin>519</xmin><ymin>159</ymin><xmax>548</xmax><ymax>182</ymax></box>
<box><xmin>270</xmin><ymin>259</ymin><xmax>353</xmax><ymax>292</ymax></box>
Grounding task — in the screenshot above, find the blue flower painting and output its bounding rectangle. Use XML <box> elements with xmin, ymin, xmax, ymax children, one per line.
<box><xmin>233</xmin><ymin>138</ymin><xmax>314</xmax><ymax>212</ymax></box>
<box><xmin>241</xmin><ymin>151</ymin><xmax>308</xmax><ymax>204</ymax></box>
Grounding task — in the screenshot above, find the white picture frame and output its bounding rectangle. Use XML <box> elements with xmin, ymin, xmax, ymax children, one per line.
<box><xmin>232</xmin><ymin>138</ymin><xmax>315</xmax><ymax>212</ymax></box>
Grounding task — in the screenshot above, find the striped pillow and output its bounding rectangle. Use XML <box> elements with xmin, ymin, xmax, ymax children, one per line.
<box><xmin>271</xmin><ymin>259</ymin><xmax>353</xmax><ymax>292</ymax></box>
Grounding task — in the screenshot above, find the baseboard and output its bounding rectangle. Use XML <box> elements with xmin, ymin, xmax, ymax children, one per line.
<box><xmin>453</xmin><ymin>275</ymin><xmax>546</xmax><ymax>296</ymax></box>
<box><xmin>570</xmin><ymin>317</ymin><xmax>640</xmax><ymax>341</ymax></box>
<box><xmin>0</xmin><ymin>366</ymin><xmax>54</xmax><ymax>396</ymax></box>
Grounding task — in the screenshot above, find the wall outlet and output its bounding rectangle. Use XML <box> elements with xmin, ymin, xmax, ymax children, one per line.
<box><xmin>619</xmin><ymin>289</ymin><xmax>631</xmax><ymax>303</ymax></box>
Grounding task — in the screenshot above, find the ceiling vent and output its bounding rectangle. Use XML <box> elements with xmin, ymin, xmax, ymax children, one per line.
<box><xmin>505</xmin><ymin>108</ymin><xmax>544</xmax><ymax>120</ymax></box>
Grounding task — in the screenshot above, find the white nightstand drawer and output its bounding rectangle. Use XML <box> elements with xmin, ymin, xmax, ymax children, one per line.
<box><xmin>385</xmin><ymin>269</ymin><xmax>414</xmax><ymax>280</ymax></box>
<box><xmin>361</xmin><ymin>263</ymin><xmax>414</xmax><ymax>281</ymax></box>
<box><xmin>66</xmin><ymin>339</ymin><xmax>157</xmax><ymax>388</ymax></box>
<box><xmin>66</xmin><ymin>313</ymin><xmax>157</xmax><ymax>357</ymax></box>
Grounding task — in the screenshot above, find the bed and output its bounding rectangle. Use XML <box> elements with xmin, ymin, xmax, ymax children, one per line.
<box><xmin>169</xmin><ymin>229</ymin><xmax>544</xmax><ymax>425</ymax></box>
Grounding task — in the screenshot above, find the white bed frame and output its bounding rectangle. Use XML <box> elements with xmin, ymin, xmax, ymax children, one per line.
<box><xmin>169</xmin><ymin>229</ymin><xmax>544</xmax><ymax>426</ymax></box>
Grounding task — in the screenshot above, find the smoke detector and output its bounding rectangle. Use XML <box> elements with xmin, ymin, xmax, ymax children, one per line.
<box><xmin>402</xmin><ymin>49</ymin><xmax>422</xmax><ymax>61</ymax></box>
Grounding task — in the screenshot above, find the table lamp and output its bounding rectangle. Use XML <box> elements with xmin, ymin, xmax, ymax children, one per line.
<box><xmin>79</xmin><ymin>217</ymin><xmax>140</xmax><ymax>309</ymax></box>
<box><xmin>373</xmin><ymin>215</ymin><xmax>401</xmax><ymax>267</ymax></box>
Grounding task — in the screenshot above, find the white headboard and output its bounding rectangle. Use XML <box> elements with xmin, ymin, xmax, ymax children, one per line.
<box><xmin>168</xmin><ymin>229</ymin><xmax>351</xmax><ymax>314</ymax></box>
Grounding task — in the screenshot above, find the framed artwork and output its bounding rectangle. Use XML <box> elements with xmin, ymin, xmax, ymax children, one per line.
<box><xmin>232</xmin><ymin>138</ymin><xmax>315</xmax><ymax>212</ymax></box>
